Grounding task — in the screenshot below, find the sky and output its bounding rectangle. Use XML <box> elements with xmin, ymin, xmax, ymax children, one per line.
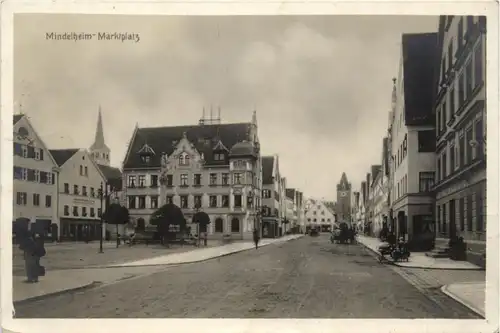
<box><xmin>14</xmin><ymin>14</ymin><xmax>438</xmax><ymax>201</ymax></box>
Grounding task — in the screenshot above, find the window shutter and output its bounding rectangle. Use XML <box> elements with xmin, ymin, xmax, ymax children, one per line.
<box><xmin>27</xmin><ymin>169</ymin><xmax>35</xmax><ymax>181</ymax></box>
<box><xmin>52</xmin><ymin>173</ymin><xmax>55</xmax><ymax>184</ymax></box>
<box><xmin>40</xmin><ymin>149</ymin><xmax>44</xmax><ymax>160</ymax></box>
<box><xmin>27</xmin><ymin>146</ymin><xmax>35</xmax><ymax>158</ymax></box>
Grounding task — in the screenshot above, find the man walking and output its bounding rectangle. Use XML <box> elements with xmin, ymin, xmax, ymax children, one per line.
<box><xmin>252</xmin><ymin>228</ymin><xmax>260</xmax><ymax>249</ymax></box>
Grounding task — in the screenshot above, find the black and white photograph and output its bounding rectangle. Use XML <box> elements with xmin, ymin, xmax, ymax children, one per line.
<box><xmin>1</xmin><ymin>2</ymin><xmax>498</xmax><ymax>333</ymax></box>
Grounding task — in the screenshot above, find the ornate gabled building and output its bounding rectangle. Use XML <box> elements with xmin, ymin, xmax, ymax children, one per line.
<box><xmin>261</xmin><ymin>154</ymin><xmax>281</xmax><ymax>238</ymax></box>
<box><xmin>121</xmin><ymin>111</ymin><xmax>262</xmax><ymax>240</ymax></box>
<box><xmin>336</xmin><ymin>172</ymin><xmax>352</xmax><ymax>224</ymax></box>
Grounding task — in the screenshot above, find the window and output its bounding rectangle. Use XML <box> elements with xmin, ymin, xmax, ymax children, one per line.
<box><xmin>34</xmin><ymin>148</ymin><xmax>41</xmax><ymax>160</ymax></box>
<box><xmin>231</xmin><ymin>218</ymin><xmax>240</xmax><ymax>232</ymax></box>
<box><xmin>180</xmin><ymin>174</ymin><xmax>188</xmax><ymax>186</ymax></box>
<box><xmin>64</xmin><ymin>205</ymin><xmax>69</xmax><ymax>216</ymax></box>
<box><xmin>179</xmin><ymin>153</ymin><xmax>190</xmax><ymax>166</ymax></box>
<box><xmin>458</xmin><ymin>73</ymin><xmax>465</xmax><ymax>106</ymax></box>
<box><xmin>73</xmin><ymin>206</ymin><xmax>79</xmax><ymax>216</ymax></box>
<box><xmin>234</xmin><ymin>194</ymin><xmax>242</xmax><ymax>208</ymax></box>
<box><xmin>32</xmin><ymin>193</ymin><xmax>40</xmax><ymax>206</ymax></box>
<box><xmin>313</xmin><ymin>218</ymin><xmax>317</xmax><ymax>222</ymax></box>
<box><xmin>313</xmin><ymin>211</ymin><xmax>316</xmax><ymax>215</ymax></box>
<box><xmin>141</xmin><ymin>156</ymin><xmax>151</xmax><ymax>164</ymax></box>
<box><xmin>150</xmin><ymin>175</ymin><xmax>159</xmax><ymax>188</ymax></box>
<box><xmin>222</xmin><ymin>195</ymin><xmax>229</xmax><ymax>207</ymax></box>
<box><xmin>45</xmin><ymin>195</ymin><xmax>51</xmax><ymax>208</ymax></box>
<box><xmin>475</xmin><ymin>116</ymin><xmax>484</xmax><ymax>159</ymax></box>
<box><xmin>321</xmin><ymin>211</ymin><xmax>325</xmax><ymax>215</ymax></box>
<box><xmin>73</xmin><ymin>185</ymin><xmax>79</xmax><ymax>195</ymax></box>
<box><xmin>180</xmin><ymin>195</ymin><xmax>188</xmax><ymax>208</ymax></box>
<box><xmin>466</xmin><ymin>126</ymin><xmax>473</xmax><ymax>164</ymax></box>
<box><xmin>442</xmin><ymin>151</ymin><xmax>447</xmax><ymax>179</ymax></box>
<box><xmin>82</xmin><ymin>186</ymin><xmax>87</xmax><ymax>196</ymax></box>
<box><xmin>90</xmin><ymin>187</ymin><xmax>95</xmax><ymax>197</ymax></box>
<box><xmin>214</xmin><ymin>153</ymin><xmax>225</xmax><ymax>161</ymax></box>
<box><xmin>82</xmin><ymin>207</ymin><xmax>87</xmax><ymax>217</ymax></box>
<box><xmin>64</xmin><ymin>183</ymin><xmax>70</xmax><ymax>194</ymax></box>
<box><xmin>138</xmin><ymin>196</ymin><xmax>146</xmax><ymax>209</ymax></box>
<box><xmin>128</xmin><ymin>196</ymin><xmax>136</xmax><ymax>209</ymax></box>
<box><xmin>84</xmin><ymin>166</ymin><xmax>88</xmax><ymax>177</ymax></box>
<box><xmin>209</xmin><ymin>195</ymin><xmax>217</xmax><ymax>208</ymax></box>
<box><xmin>465</xmin><ymin>61</ymin><xmax>473</xmax><ymax>97</ymax></box>
<box><xmin>419</xmin><ymin>172</ymin><xmax>434</xmax><ymax>192</ymax></box>
<box><xmin>474</xmin><ymin>41</ymin><xmax>483</xmax><ymax>86</ymax></box>
<box><xmin>449</xmin><ymin>143</ymin><xmax>456</xmax><ymax>172</ymax></box>
<box><xmin>151</xmin><ymin>196</ymin><xmax>159</xmax><ymax>209</ymax></box>
<box><xmin>33</xmin><ymin>170</ymin><xmax>40</xmax><ymax>182</ymax></box>
<box><xmin>467</xmin><ymin>195</ymin><xmax>473</xmax><ymax>231</ymax></box>
<box><xmin>80</xmin><ymin>165</ymin><xmax>83</xmax><ymax>176</ymax></box>
<box><xmin>47</xmin><ymin>172</ymin><xmax>53</xmax><ymax>185</ymax></box>
<box><xmin>233</xmin><ymin>173</ymin><xmax>242</xmax><ymax>185</ymax></box>
<box><xmin>21</xmin><ymin>145</ymin><xmax>28</xmax><ymax>158</ymax></box>
<box><xmin>209</xmin><ymin>173</ymin><xmax>217</xmax><ymax>185</ymax></box>
<box><xmin>459</xmin><ymin>198</ymin><xmax>465</xmax><ymax>231</ymax></box>
<box><xmin>215</xmin><ymin>218</ymin><xmax>224</xmax><ymax>233</ymax></box>
<box><xmin>194</xmin><ymin>174</ymin><xmax>202</xmax><ymax>186</ymax></box>
<box><xmin>128</xmin><ymin>176</ymin><xmax>136</xmax><ymax>188</ymax></box>
<box><xmin>138</xmin><ymin>175</ymin><xmax>146</xmax><ymax>187</ymax></box>
<box><xmin>262</xmin><ymin>189</ymin><xmax>271</xmax><ymax>198</ymax></box>
<box><xmin>418</xmin><ymin>130</ymin><xmax>435</xmax><ymax>152</ymax></box>
<box><xmin>190</xmin><ymin>195</ymin><xmax>201</xmax><ymax>208</ymax></box>
<box><xmin>222</xmin><ymin>173</ymin><xmax>229</xmax><ymax>185</ymax></box>
<box><xmin>458</xmin><ymin>133</ymin><xmax>465</xmax><ymax>167</ymax></box>
<box><xmin>166</xmin><ymin>175</ymin><xmax>173</xmax><ymax>187</ymax></box>
<box><xmin>90</xmin><ymin>207</ymin><xmax>95</xmax><ymax>217</ymax></box>
<box><xmin>98</xmin><ymin>208</ymin><xmax>102</xmax><ymax>217</ymax></box>
<box><xmin>166</xmin><ymin>195</ymin><xmax>173</xmax><ymax>204</ymax></box>
<box><xmin>449</xmin><ymin>88</ymin><xmax>455</xmax><ymax>115</ymax></box>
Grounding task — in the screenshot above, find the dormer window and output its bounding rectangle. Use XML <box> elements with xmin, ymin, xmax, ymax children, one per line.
<box><xmin>179</xmin><ymin>152</ymin><xmax>190</xmax><ymax>166</ymax></box>
<box><xmin>214</xmin><ymin>153</ymin><xmax>225</xmax><ymax>161</ymax></box>
<box><xmin>137</xmin><ymin>143</ymin><xmax>155</xmax><ymax>164</ymax></box>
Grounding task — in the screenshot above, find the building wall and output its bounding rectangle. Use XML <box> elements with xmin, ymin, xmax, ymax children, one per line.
<box><xmin>13</xmin><ymin>116</ymin><xmax>59</xmax><ymax>229</ymax></box>
<box><xmin>305</xmin><ymin>199</ymin><xmax>336</xmax><ymax>227</ymax></box>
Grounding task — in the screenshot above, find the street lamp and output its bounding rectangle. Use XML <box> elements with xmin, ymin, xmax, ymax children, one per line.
<box><xmin>97</xmin><ymin>181</ymin><xmax>109</xmax><ymax>254</ymax></box>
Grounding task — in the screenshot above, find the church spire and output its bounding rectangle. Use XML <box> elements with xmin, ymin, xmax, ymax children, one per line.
<box><xmin>391</xmin><ymin>77</ymin><xmax>397</xmax><ymax>111</ymax></box>
<box><xmin>89</xmin><ymin>105</ymin><xmax>110</xmax><ymax>166</ymax></box>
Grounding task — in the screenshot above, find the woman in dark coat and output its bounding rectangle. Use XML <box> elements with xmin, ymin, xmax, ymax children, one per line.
<box><xmin>253</xmin><ymin>228</ymin><xmax>260</xmax><ymax>249</ymax></box>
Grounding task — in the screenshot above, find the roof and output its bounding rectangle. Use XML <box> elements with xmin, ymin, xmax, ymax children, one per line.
<box><xmin>123</xmin><ymin>122</ymin><xmax>252</xmax><ymax>169</ymax></box>
<box><xmin>49</xmin><ymin>149</ymin><xmax>79</xmax><ymax>167</ymax></box>
<box><xmin>371</xmin><ymin>165</ymin><xmax>382</xmax><ymax>185</ymax></box>
<box><xmin>90</xmin><ymin>107</ymin><xmax>110</xmax><ymax>151</ymax></box>
<box><xmin>13</xmin><ymin>114</ymin><xmax>24</xmax><ymax>125</ymax></box>
<box><xmin>229</xmin><ymin>140</ymin><xmax>257</xmax><ymax>157</ymax></box>
<box><xmin>402</xmin><ymin>33</ymin><xmax>439</xmax><ymax>126</ymax></box>
<box><xmin>285</xmin><ymin>188</ymin><xmax>296</xmax><ymax>200</ymax></box>
<box><xmin>97</xmin><ymin>164</ymin><xmax>123</xmax><ymax>191</ymax></box>
<box><xmin>337</xmin><ymin>172</ymin><xmax>350</xmax><ymax>191</ymax></box>
<box><xmin>262</xmin><ymin>156</ymin><xmax>275</xmax><ymax>185</ymax></box>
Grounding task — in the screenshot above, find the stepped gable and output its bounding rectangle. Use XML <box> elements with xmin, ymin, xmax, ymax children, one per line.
<box><xmin>123</xmin><ymin>122</ymin><xmax>252</xmax><ymax>169</ymax></box>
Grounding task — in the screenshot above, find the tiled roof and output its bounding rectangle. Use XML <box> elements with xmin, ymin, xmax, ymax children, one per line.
<box><xmin>123</xmin><ymin>123</ymin><xmax>252</xmax><ymax>170</ymax></box>
<box><xmin>97</xmin><ymin>164</ymin><xmax>122</xmax><ymax>191</ymax></box>
<box><xmin>229</xmin><ymin>140</ymin><xmax>257</xmax><ymax>157</ymax></box>
<box><xmin>402</xmin><ymin>33</ymin><xmax>439</xmax><ymax>126</ymax></box>
<box><xmin>13</xmin><ymin>114</ymin><xmax>24</xmax><ymax>125</ymax></box>
<box><xmin>49</xmin><ymin>149</ymin><xmax>79</xmax><ymax>167</ymax></box>
<box><xmin>262</xmin><ymin>156</ymin><xmax>275</xmax><ymax>185</ymax></box>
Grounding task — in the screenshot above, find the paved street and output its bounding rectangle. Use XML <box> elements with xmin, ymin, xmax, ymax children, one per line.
<box><xmin>14</xmin><ymin>235</ymin><xmax>480</xmax><ymax>318</ymax></box>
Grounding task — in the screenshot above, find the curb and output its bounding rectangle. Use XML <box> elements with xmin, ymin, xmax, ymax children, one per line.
<box><xmin>357</xmin><ymin>241</ymin><xmax>483</xmax><ymax>270</ymax></box>
<box><xmin>13</xmin><ymin>281</ymin><xmax>103</xmax><ymax>306</ymax></box>
<box><xmin>441</xmin><ymin>284</ymin><xmax>485</xmax><ymax>318</ymax></box>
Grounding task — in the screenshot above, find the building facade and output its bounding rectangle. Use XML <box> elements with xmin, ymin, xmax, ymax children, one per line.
<box><xmin>336</xmin><ymin>173</ymin><xmax>352</xmax><ymax>223</ymax></box>
<box><xmin>433</xmin><ymin>16</ymin><xmax>486</xmax><ymax>262</ymax></box>
<box><xmin>122</xmin><ymin>112</ymin><xmax>262</xmax><ymax>240</ymax></box>
<box><xmin>50</xmin><ymin>148</ymin><xmax>106</xmax><ymax>241</ymax></box>
<box><xmin>13</xmin><ymin>114</ymin><xmax>59</xmax><ymax>237</ymax></box>
<box><xmin>390</xmin><ymin>33</ymin><xmax>438</xmax><ymax>249</ymax></box>
<box><xmin>305</xmin><ymin>198</ymin><xmax>335</xmax><ymax>232</ymax></box>
<box><xmin>370</xmin><ymin>165</ymin><xmax>386</xmax><ymax>236</ymax></box>
<box><xmin>261</xmin><ymin>155</ymin><xmax>281</xmax><ymax>238</ymax></box>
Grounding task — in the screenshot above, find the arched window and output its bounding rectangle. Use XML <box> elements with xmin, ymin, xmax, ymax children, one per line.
<box><xmin>231</xmin><ymin>218</ymin><xmax>240</xmax><ymax>233</ymax></box>
<box><xmin>215</xmin><ymin>218</ymin><xmax>224</xmax><ymax>233</ymax></box>
<box><xmin>184</xmin><ymin>154</ymin><xmax>190</xmax><ymax>164</ymax></box>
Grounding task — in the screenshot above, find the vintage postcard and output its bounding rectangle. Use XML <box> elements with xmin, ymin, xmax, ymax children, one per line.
<box><xmin>1</xmin><ymin>1</ymin><xmax>498</xmax><ymax>333</ymax></box>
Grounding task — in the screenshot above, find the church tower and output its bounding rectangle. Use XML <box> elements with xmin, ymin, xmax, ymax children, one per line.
<box><xmin>89</xmin><ymin>106</ymin><xmax>111</xmax><ymax>166</ymax></box>
<box><xmin>336</xmin><ymin>172</ymin><xmax>352</xmax><ymax>223</ymax></box>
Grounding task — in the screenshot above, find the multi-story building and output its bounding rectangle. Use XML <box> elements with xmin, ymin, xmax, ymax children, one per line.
<box><xmin>304</xmin><ymin>198</ymin><xmax>335</xmax><ymax>232</ymax></box>
<box><xmin>286</xmin><ymin>188</ymin><xmax>298</xmax><ymax>228</ymax></box>
<box><xmin>433</xmin><ymin>16</ymin><xmax>486</xmax><ymax>264</ymax></box>
<box><xmin>13</xmin><ymin>114</ymin><xmax>59</xmax><ymax>237</ymax></box>
<box><xmin>358</xmin><ymin>181</ymin><xmax>367</xmax><ymax>232</ymax></box>
<box><xmin>390</xmin><ymin>33</ymin><xmax>438</xmax><ymax>248</ymax></box>
<box><xmin>278</xmin><ymin>176</ymin><xmax>287</xmax><ymax>235</ymax></box>
<box><xmin>296</xmin><ymin>190</ymin><xmax>306</xmax><ymax>233</ymax></box>
<box><xmin>285</xmin><ymin>190</ymin><xmax>295</xmax><ymax>233</ymax></box>
<box><xmin>121</xmin><ymin>111</ymin><xmax>262</xmax><ymax>240</ymax></box>
<box><xmin>335</xmin><ymin>173</ymin><xmax>352</xmax><ymax>223</ymax></box>
<box><xmin>261</xmin><ymin>154</ymin><xmax>281</xmax><ymax>238</ymax></box>
<box><xmin>370</xmin><ymin>164</ymin><xmax>386</xmax><ymax>236</ymax></box>
<box><xmin>50</xmin><ymin>148</ymin><xmax>106</xmax><ymax>241</ymax></box>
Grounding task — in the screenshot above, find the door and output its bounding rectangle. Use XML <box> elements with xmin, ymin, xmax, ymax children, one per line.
<box><xmin>449</xmin><ymin>199</ymin><xmax>457</xmax><ymax>239</ymax></box>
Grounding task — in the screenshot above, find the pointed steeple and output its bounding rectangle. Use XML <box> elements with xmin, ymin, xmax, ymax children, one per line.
<box><xmin>252</xmin><ymin>110</ymin><xmax>257</xmax><ymax>127</ymax></box>
<box><xmin>89</xmin><ymin>105</ymin><xmax>110</xmax><ymax>166</ymax></box>
<box><xmin>337</xmin><ymin>172</ymin><xmax>350</xmax><ymax>191</ymax></box>
<box><xmin>391</xmin><ymin>77</ymin><xmax>397</xmax><ymax>111</ymax></box>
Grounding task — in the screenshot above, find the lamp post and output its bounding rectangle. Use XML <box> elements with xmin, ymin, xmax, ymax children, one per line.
<box><xmin>98</xmin><ymin>181</ymin><xmax>109</xmax><ymax>254</ymax></box>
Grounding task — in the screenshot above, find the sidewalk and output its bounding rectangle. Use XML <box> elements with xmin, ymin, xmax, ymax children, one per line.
<box><xmin>441</xmin><ymin>282</ymin><xmax>485</xmax><ymax>317</ymax></box>
<box><xmin>109</xmin><ymin>234</ymin><xmax>304</xmax><ymax>267</ymax></box>
<box><xmin>13</xmin><ymin>234</ymin><xmax>303</xmax><ymax>303</ymax></box>
<box><xmin>357</xmin><ymin>235</ymin><xmax>482</xmax><ymax>270</ymax></box>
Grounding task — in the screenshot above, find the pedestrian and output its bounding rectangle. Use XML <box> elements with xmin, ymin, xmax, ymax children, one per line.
<box><xmin>19</xmin><ymin>231</ymin><xmax>38</xmax><ymax>283</ymax></box>
<box><xmin>203</xmin><ymin>231</ymin><xmax>208</xmax><ymax>247</ymax></box>
<box><xmin>252</xmin><ymin>228</ymin><xmax>260</xmax><ymax>249</ymax></box>
<box><xmin>33</xmin><ymin>233</ymin><xmax>46</xmax><ymax>280</ymax></box>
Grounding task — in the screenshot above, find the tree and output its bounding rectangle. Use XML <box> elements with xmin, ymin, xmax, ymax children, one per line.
<box><xmin>103</xmin><ymin>203</ymin><xmax>129</xmax><ymax>247</ymax></box>
<box><xmin>150</xmin><ymin>203</ymin><xmax>186</xmax><ymax>246</ymax></box>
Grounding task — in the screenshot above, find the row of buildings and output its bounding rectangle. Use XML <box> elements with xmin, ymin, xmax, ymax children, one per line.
<box><xmin>350</xmin><ymin>15</ymin><xmax>486</xmax><ymax>265</ymax></box>
<box><xmin>13</xmin><ymin>107</ymin><xmax>308</xmax><ymax>241</ymax></box>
